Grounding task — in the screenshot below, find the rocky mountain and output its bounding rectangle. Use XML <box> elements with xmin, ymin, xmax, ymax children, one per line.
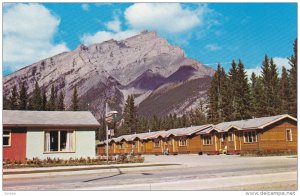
<box><xmin>3</xmin><ymin>31</ymin><xmax>214</xmax><ymax>120</ymax></box>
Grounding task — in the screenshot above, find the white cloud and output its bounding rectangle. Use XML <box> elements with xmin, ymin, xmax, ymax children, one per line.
<box><xmin>105</xmin><ymin>11</ymin><xmax>122</xmax><ymax>33</ymax></box>
<box><xmin>205</xmin><ymin>44</ymin><xmax>221</xmax><ymax>51</ymax></box>
<box><xmin>81</xmin><ymin>4</ymin><xmax>89</xmax><ymax>11</ymax></box>
<box><xmin>245</xmin><ymin>66</ymin><xmax>262</xmax><ymax>79</ymax></box>
<box><xmin>106</xmin><ymin>19</ymin><xmax>121</xmax><ymax>32</ymax></box>
<box><xmin>124</xmin><ymin>3</ymin><xmax>209</xmax><ymax>33</ymax></box>
<box><xmin>245</xmin><ymin>57</ymin><xmax>291</xmax><ymax>79</ymax></box>
<box><xmin>273</xmin><ymin>57</ymin><xmax>291</xmax><ymax>71</ymax></box>
<box><xmin>80</xmin><ymin>30</ymin><xmax>138</xmax><ymax>46</ymax></box>
<box><xmin>3</xmin><ymin>3</ymin><xmax>69</xmax><ymax>72</ymax></box>
<box><xmin>80</xmin><ymin>3</ymin><xmax>215</xmax><ymax>46</ymax></box>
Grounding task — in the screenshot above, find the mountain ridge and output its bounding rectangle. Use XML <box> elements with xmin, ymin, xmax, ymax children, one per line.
<box><xmin>3</xmin><ymin>30</ymin><xmax>214</xmax><ymax>120</ymax></box>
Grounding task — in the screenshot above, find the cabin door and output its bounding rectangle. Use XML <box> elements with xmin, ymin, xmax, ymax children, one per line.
<box><xmin>168</xmin><ymin>138</ymin><xmax>174</xmax><ymax>154</ymax></box>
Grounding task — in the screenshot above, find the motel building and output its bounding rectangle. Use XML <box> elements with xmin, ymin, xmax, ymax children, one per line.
<box><xmin>97</xmin><ymin>114</ymin><xmax>297</xmax><ymax>156</ymax></box>
<box><xmin>3</xmin><ymin>110</ymin><xmax>100</xmax><ymax>161</ymax></box>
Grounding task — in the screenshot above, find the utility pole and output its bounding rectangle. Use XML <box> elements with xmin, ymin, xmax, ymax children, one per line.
<box><xmin>105</xmin><ymin>102</ymin><xmax>109</xmax><ymax>164</ymax></box>
<box><xmin>105</xmin><ymin>102</ymin><xmax>118</xmax><ymax>164</ymax></box>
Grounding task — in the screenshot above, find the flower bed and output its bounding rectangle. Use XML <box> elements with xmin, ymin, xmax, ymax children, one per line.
<box><xmin>3</xmin><ymin>155</ymin><xmax>144</xmax><ymax>169</ymax></box>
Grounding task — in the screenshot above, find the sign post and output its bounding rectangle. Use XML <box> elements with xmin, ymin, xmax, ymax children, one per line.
<box><xmin>105</xmin><ymin>103</ymin><xmax>118</xmax><ymax>164</ymax></box>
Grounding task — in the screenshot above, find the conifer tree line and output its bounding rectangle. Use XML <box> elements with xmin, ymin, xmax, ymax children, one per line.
<box><xmin>4</xmin><ymin>81</ymin><xmax>79</xmax><ymax>112</ymax></box>
<box><xmin>207</xmin><ymin>39</ymin><xmax>297</xmax><ymax>123</ymax></box>
<box><xmin>115</xmin><ymin>95</ymin><xmax>207</xmax><ymax>137</ymax></box>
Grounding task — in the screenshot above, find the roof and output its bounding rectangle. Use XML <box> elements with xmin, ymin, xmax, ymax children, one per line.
<box><xmin>97</xmin><ymin>114</ymin><xmax>297</xmax><ymax>144</ymax></box>
<box><xmin>198</xmin><ymin>114</ymin><xmax>297</xmax><ymax>134</ymax></box>
<box><xmin>149</xmin><ymin>124</ymin><xmax>213</xmax><ymax>138</ymax></box>
<box><xmin>3</xmin><ymin>110</ymin><xmax>100</xmax><ymax>128</ymax></box>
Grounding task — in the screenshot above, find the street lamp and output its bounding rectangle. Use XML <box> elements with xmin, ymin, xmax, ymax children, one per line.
<box><xmin>105</xmin><ymin>102</ymin><xmax>118</xmax><ymax>163</ymax></box>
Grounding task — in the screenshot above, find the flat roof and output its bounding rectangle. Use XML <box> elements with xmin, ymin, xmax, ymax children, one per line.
<box><xmin>3</xmin><ymin>110</ymin><xmax>100</xmax><ymax>128</ymax></box>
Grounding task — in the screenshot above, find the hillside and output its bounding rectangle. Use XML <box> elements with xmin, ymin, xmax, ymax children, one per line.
<box><xmin>3</xmin><ymin>31</ymin><xmax>214</xmax><ymax>120</ymax></box>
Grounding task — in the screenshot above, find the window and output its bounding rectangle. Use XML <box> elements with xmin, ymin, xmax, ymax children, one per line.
<box><xmin>244</xmin><ymin>131</ymin><xmax>257</xmax><ymax>143</ymax></box>
<box><xmin>179</xmin><ymin>138</ymin><xmax>187</xmax><ymax>146</ymax></box>
<box><xmin>44</xmin><ymin>130</ymin><xmax>74</xmax><ymax>152</ymax></box>
<box><xmin>154</xmin><ymin>140</ymin><xmax>160</xmax><ymax>148</ymax></box>
<box><xmin>228</xmin><ymin>132</ymin><xmax>234</xmax><ymax>142</ymax></box>
<box><xmin>119</xmin><ymin>143</ymin><xmax>125</xmax><ymax>149</ymax></box>
<box><xmin>203</xmin><ymin>135</ymin><xmax>212</xmax><ymax>145</ymax></box>
<box><xmin>132</xmin><ymin>142</ymin><xmax>137</xmax><ymax>148</ymax></box>
<box><xmin>286</xmin><ymin>129</ymin><xmax>293</xmax><ymax>141</ymax></box>
<box><xmin>3</xmin><ymin>130</ymin><xmax>11</xmax><ymax>147</ymax></box>
<box><xmin>220</xmin><ymin>133</ymin><xmax>227</xmax><ymax>142</ymax></box>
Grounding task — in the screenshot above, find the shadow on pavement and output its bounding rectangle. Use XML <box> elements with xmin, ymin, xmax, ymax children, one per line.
<box><xmin>83</xmin><ymin>167</ymin><xmax>124</xmax><ymax>183</ymax></box>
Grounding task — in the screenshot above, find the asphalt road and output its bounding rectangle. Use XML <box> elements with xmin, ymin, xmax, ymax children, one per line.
<box><xmin>3</xmin><ymin>155</ymin><xmax>297</xmax><ymax>191</ymax></box>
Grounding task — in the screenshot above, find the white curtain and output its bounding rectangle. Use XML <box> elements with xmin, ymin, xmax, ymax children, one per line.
<box><xmin>45</xmin><ymin>132</ymin><xmax>50</xmax><ymax>152</ymax></box>
<box><xmin>66</xmin><ymin>132</ymin><xmax>73</xmax><ymax>151</ymax></box>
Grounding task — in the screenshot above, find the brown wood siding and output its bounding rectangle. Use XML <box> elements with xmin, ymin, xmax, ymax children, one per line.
<box><xmin>188</xmin><ymin>135</ymin><xmax>202</xmax><ymax>153</ymax></box>
<box><xmin>200</xmin><ymin>133</ymin><xmax>219</xmax><ymax>154</ymax></box>
<box><xmin>258</xmin><ymin>120</ymin><xmax>297</xmax><ymax>153</ymax></box>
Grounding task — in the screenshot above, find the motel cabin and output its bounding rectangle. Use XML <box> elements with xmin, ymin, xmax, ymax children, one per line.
<box><xmin>3</xmin><ymin>110</ymin><xmax>100</xmax><ymax>162</ymax></box>
<box><xmin>97</xmin><ymin>114</ymin><xmax>297</xmax><ymax>156</ymax></box>
<box><xmin>198</xmin><ymin>114</ymin><xmax>297</xmax><ymax>155</ymax></box>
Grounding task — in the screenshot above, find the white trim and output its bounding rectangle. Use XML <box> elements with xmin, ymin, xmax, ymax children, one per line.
<box><xmin>178</xmin><ymin>137</ymin><xmax>187</xmax><ymax>147</ymax></box>
<box><xmin>43</xmin><ymin>129</ymin><xmax>75</xmax><ymax>153</ymax></box>
<box><xmin>153</xmin><ymin>139</ymin><xmax>160</xmax><ymax>148</ymax></box>
<box><xmin>234</xmin><ymin>133</ymin><xmax>236</xmax><ymax>150</ymax></box>
<box><xmin>258</xmin><ymin>115</ymin><xmax>297</xmax><ymax>129</ymax></box>
<box><xmin>286</xmin><ymin>128</ymin><xmax>293</xmax><ymax>142</ymax></box>
<box><xmin>224</xmin><ymin>125</ymin><xmax>242</xmax><ymax>131</ymax></box>
<box><xmin>214</xmin><ymin>135</ymin><xmax>217</xmax><ymax>151</ymax></box>
<box><xmin>243</xmin><ymin>130</ymin><xmax>258</xmax><ymax>143</ymax></box>
<box><xmin>202</xmin><ymin>135</ymin><xmax>213</xmax><ymax>145</ymax></box>
<box><xmin>228</xmin><ymin>132</ymin><xmax>234</xmax><ymax>142</ymax></box>
<box><xmin>3</xmin><ymin>129</ymin><xmax>11</xmax><ymax>147</ymax></box>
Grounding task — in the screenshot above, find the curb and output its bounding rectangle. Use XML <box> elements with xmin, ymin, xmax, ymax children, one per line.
<box><xmin>3</xmin><ymin>163</ymin><xmax>181</xmax><ymax>179</ymax></box>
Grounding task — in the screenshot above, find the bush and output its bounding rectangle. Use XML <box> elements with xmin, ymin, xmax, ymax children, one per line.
<box><xmin>3</xmin><ymin>155</ymin><xmax>145</xmax><ymax>169</ymax></box>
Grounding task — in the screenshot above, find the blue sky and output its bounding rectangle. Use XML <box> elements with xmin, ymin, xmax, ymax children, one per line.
<box><xmin>3</xmin><ymin>3</ymin><xmax>297</xmax><ymax>76</ymax></box>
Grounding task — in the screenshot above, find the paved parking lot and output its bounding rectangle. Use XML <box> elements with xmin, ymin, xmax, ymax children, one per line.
<box><xmin>143</xmin><ymin>154</ymin><xmax>297</xmax><ymax>167</ymax></box>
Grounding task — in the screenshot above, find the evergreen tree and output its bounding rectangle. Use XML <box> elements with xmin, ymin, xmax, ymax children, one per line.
<box><xmin>47</xmin><ymin>85</ymin><xmax>56</xmax><ymax>111</ymax></box>
<box><xmin>18</xmin><ymin>82</ymin><xmax>27</xmax><ymax>110</ymax></box>
<box><xmin>41</xmin><ymin>88</ymin><xmax>47</xmax><ymax>111</ymax></box>
<box><xmin>207</xmin><ymin>64</ymin><xmax>221</xmax><ymax>123</ymax></box>
<box><xmin>250</xmin><ymin>73</ymin><xmax>265</xmax><ymax>117</ymax></box>
<box><xmin>280</xmin><ymin>67</ymin><xmax>291</xmax><ymax>114</ymax></box>
<box><xmin>261</xmin><ymin>55</ymin><xmax>272</xmax><ymax>116</ymax></box>
<box><xmin>176</xmin><ymin>117</ymin><xmax>183</xmax><ymax>128</ymax></box>
<box><xmin>269</xmin><ymin>58</ymin><xmax>281</xmax><ymax>115</ymax></box>
<box><xmin>57</xmin><ymin>91</ymin><xmax>65</xmax><ymax>111</ymax></box>
<box><xmin>181</xmin><ymin>114</ymin><xmax>189</xmax><ymax>127</ymax></box>
<box><xmin>32</xmin><ymin>81</ymin><xmax>42</xmax><ymax>110</ymax></box>
<box><xmin>3</xmin><ymin>96</ymin><xmax>10</xmax><ymax>110</ymax></box>
<box><xmin>9</xmin><ymin>85</ymin><xmax>18</xmax><ymax>110</ymax></box>
<box><xmin>235</xmin><ymin>60</ymin><xmax>251</xmax><ymax>119</ymax></box>
<box><xmin>288</xmin><ymin>38</ymin><xmax>297</xmax><ymax>117</ymax></box>
<box><xmin>207</xmin><ymin>64</ymin><xmax>228</xmax><ymax>123</ymax></box>
<box><xmin>122</xmin><ymin>95</ymin><xmax>137</xmax><ymax>134</ymax></box>
<box><xmin>27</xmin><ymin>98</ymin><xmax>33</xmax><ymax>110</ymax></box>
<box><xmin>71</xmin><ymin>86</ymin><xmax>79</xmax><ymax>111</ymax></box>
<box><xmin>220</xmin><ymin>67</ymin><xmax>232</xmax><ymax>121</ymax></box>
<box><xmin>227</xmin><ymin>60</ymin><xmax>239</xmax><ymax>120</ymax></box>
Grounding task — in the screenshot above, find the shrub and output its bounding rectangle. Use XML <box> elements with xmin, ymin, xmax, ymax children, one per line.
<box><xmin>3</xmin><ymin>155</ymin><xmax>145</xmax><ymax>169</ymax></box>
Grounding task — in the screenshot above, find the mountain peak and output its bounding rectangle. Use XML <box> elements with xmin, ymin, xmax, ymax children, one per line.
<box><xmin>3</xmin><ymin>30</ymin><xmax>214</xmax><ymax>119</ymax></box>
<box><xmin>76</xmin><ymin>44</ymin><xmax>88</xmax><ymax>51</ymax></box>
